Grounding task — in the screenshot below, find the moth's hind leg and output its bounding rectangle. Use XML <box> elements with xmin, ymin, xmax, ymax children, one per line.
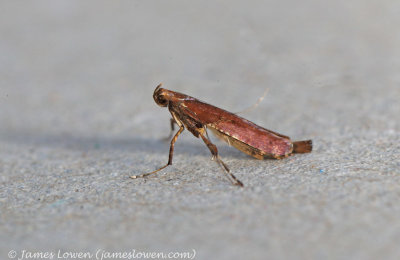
<box><xmin>199</xmin><ymin>132</ymin><xmax>244</xmax><ymax>187</ymax></box>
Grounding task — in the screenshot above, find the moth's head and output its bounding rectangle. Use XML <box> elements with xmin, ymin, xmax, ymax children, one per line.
<box><xmin>153</xmin><ymin>83</ymin><xmax>168</xmax><ymax>107</ymax></box>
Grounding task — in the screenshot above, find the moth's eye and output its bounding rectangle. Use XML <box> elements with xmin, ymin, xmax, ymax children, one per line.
<box><xmin>154</xmin><ymin>92</ymin><xmax>168</xmax><ymax>107</ymax></box>
<box><xmin>157</xmin><ymin>96</ymin><xmax>167</xmax><ymax>105</ymax></box>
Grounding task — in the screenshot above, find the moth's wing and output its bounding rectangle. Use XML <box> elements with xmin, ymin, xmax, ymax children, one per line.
<box><xmin>182</xmin><ymin>100</ymin><xmax>293</xmax><ymax>158</ymax></box>
<box><xmin>208</xmin><ymin>127</ymin><xmax>264</xmax><ymax>159</ymax></box>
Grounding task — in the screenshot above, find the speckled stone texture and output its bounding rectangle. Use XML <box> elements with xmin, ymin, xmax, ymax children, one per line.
<box><xmin>1</xmin><ymin>1</ymin><xmax>399</xmax><ymax>260</ymax></box>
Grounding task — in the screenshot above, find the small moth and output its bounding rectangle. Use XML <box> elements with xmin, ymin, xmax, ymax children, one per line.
<box><xmin>131</xmin><ymin>84</ymin><xmax>312</xmax><ymax>187</ymax></box>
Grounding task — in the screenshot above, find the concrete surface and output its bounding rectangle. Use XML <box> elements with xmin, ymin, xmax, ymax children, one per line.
<box><xmin>1</xmin><ymin>1</ymin><xmax>399</xmax><ymax>260</ymax></box>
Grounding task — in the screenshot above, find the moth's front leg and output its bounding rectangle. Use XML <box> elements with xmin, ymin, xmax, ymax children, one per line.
<box><xmin>131</xmin><ymin>123</ymin><xmax>184</xmax><ymax>179</ymax></box>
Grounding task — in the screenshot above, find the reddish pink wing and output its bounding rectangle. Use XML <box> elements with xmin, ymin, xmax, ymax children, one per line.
<box><xmin>182</xmin><ymin>99</ymin><xmax>293</xmax><ymax>157</ymax></box>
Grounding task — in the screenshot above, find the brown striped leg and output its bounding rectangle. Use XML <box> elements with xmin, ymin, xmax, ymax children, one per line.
<box><xmin>199</xmin><ymin>133</ymin><xmax>244</xmax><ymax>187</ymax></box>
<box><xmin>130</xmin><ymin>125</ymin><xmax>184</xmax><ymax>179</ymax></box>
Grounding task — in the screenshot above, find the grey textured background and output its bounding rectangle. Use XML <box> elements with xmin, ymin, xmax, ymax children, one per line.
<box><xmin>1</xmin><ymin>1</ymin><xmax>399</xmax><ymax>260</ymax></box>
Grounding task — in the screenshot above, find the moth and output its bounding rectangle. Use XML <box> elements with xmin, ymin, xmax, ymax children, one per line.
<box><xmin>131</xmin><ymin>84</ymin><xmax>312</xmax><ymax>187</ymax></box>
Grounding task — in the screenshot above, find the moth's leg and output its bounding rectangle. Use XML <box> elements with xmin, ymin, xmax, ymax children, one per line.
<box><xmin>199</xmin><ymin>133</ymin><xmax>244</xmax><ymax>187</ymax></box>
<box><xmin>130</xmin><ymin>125</ymin><xmax>184</xmax><ymax>179</ymax></box>
<box><xmin>162</xmin><ymin>118</ymin><xmax>176</xmax><ymax>141</ymax></box>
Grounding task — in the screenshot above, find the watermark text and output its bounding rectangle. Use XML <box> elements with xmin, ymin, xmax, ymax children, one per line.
<box><xmin>7</xmin><ymin>249</ymin><xmax>196</xmax><ymax>260</ymax></box>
